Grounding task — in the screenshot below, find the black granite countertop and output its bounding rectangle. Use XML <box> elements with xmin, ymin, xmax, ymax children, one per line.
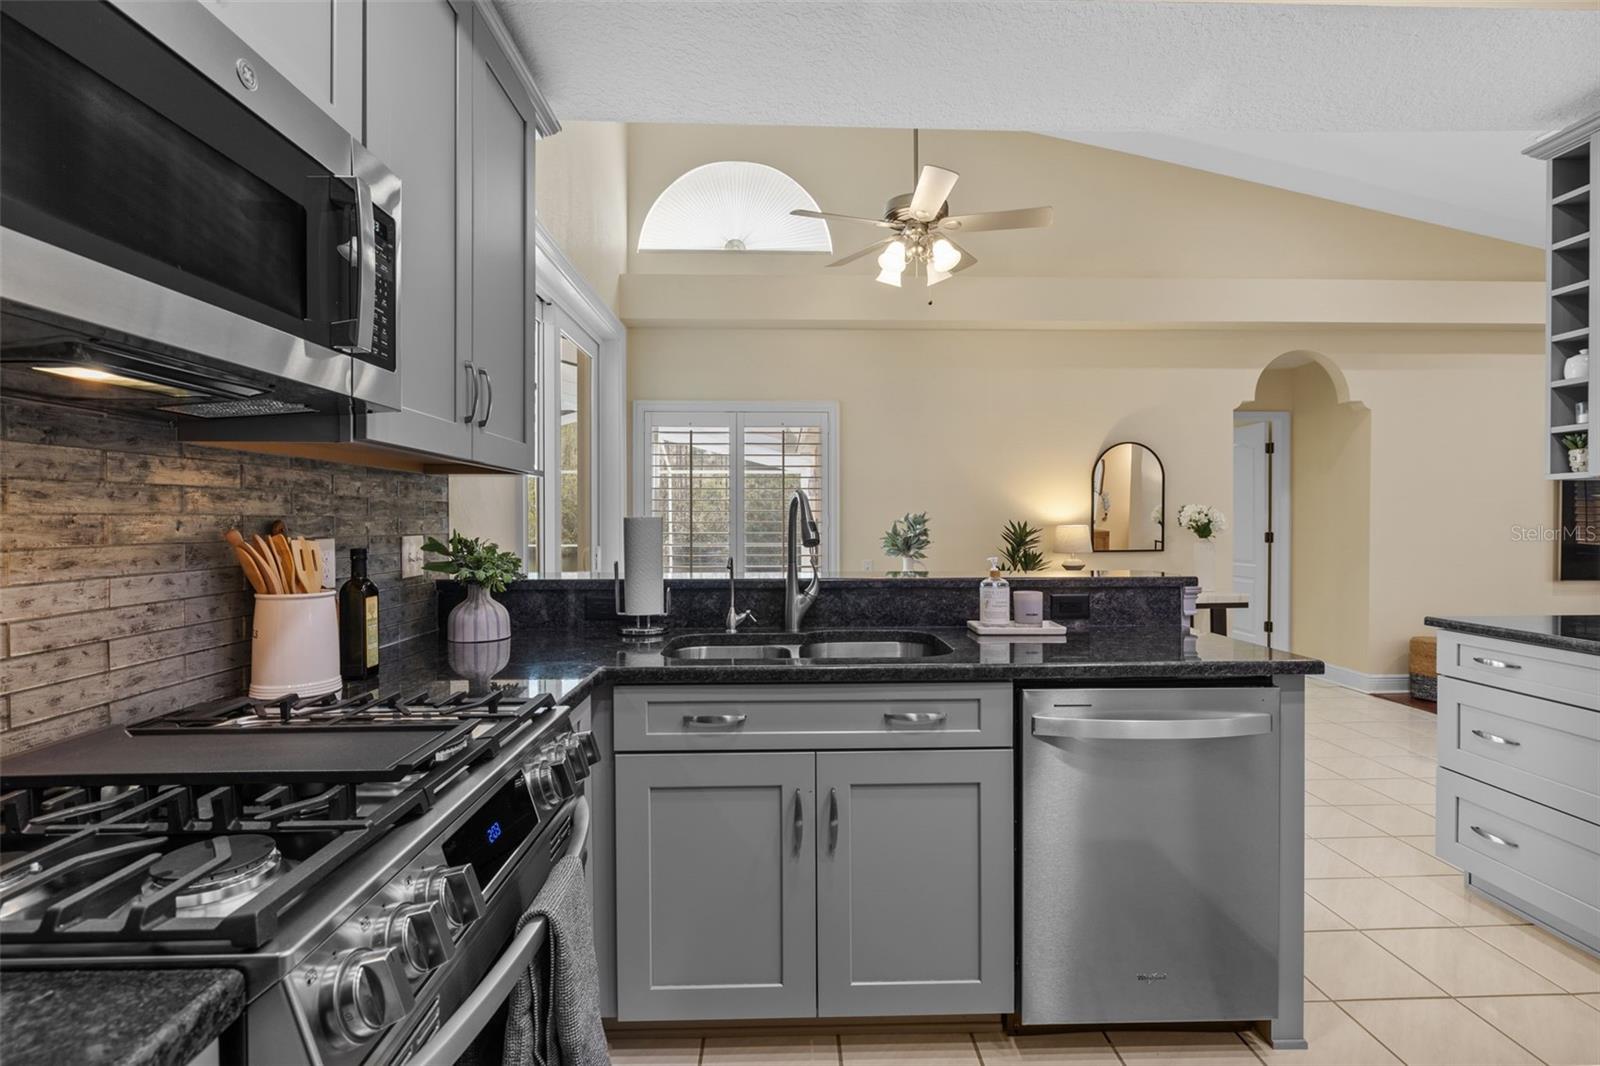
<box><xmin>384</xmin><ymin>624</ymin><xmax>1321</xmax><ymax>709</ymax></box>
<box><xmin>0</xmin><ymin>968</ymin><xmax>243</xmax><ymax>1066</ymax></box>
<box><xmin>1425</xmin><ymin>614</ymin><xmax>1600</xmax><ymax>656</ymax></box>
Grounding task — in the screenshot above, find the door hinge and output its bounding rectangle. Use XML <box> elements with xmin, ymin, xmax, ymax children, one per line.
<box><xmin>1263</xmin><ymin>620</ymin><xmax>1274</xmax><ymax>633</ymax></box>
<box><xmin>1264</xmin><ymin>441</ymin><xmax>1275</xmax><ymax>454</ymax></box>
<box><xmin>1264</xmin><ymin>530</ymin><xmax>1274</xmax><ymax>543</ymax></box>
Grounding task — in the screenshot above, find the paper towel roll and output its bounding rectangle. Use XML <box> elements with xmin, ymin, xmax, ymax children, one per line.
<box><xmin>622</xmin><ymin>517</ymin><xmax>665</xmax><ymax>616</ymax></box>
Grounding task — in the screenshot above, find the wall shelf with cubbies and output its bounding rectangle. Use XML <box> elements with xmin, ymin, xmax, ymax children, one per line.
<box><xmin>1529</xmin><ymin>116</ymin><xmax>1598</xmax><ymax>480</ymax></box>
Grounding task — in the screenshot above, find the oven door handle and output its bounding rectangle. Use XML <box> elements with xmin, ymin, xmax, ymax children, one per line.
<box><xmin>403</xmin><ymin>798</ymin><xmax>589</xmax><ymax>1065</ymax></box>
<box><xmin>334</xmin><ymin>174</ymin><xmax>377</xmax><ymax>355</ymax></box>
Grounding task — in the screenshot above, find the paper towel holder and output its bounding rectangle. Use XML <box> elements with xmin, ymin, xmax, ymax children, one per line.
<box><xmin>614</xmin><ymin>561</ymin><xmax>671</xmax><ymax>640</ymax></box>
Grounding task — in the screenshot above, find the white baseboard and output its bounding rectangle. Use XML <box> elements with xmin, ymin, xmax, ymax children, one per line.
<box><xmin>1320</xmin><ymin>663</ymin><xmax>1411</xmax><ymax>695</ymax></box>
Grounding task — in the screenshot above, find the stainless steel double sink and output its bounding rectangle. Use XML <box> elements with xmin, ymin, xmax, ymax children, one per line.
<box><xmin>661</xmin><ymin>631</ymin><xmax>952</xmax><ymax>662</ymax></box>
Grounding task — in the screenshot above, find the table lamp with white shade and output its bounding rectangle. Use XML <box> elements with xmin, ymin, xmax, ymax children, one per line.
<box><xmin>1055</xmin><ymin>523</ymin><xmax>1091</xmax><ymax>571</ymax></box>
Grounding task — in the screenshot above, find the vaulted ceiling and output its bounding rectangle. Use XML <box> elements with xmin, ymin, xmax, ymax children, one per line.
<box><xmin>496</xmin><ymin>0</ymin><xmax>1600</xmax><ymax>246</ymax></box>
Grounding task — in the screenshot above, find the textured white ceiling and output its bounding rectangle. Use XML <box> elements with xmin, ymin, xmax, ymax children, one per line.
<box><xmin>498</xmin><ymin>1</ymin><xmax>1600</xmax><ymax>132</ymax></box>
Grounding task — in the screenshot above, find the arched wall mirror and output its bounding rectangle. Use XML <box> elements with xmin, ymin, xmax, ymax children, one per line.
<box><xmin>1091</xmin><ymin>442</ymin><xmax>1165</xmax><ymax>551</ymax></box>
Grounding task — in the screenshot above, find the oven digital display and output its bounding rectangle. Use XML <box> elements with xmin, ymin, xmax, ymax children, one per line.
<box><xmin>441</xmin><ymin>776</ymin><xmax>539</xmax><ymax>888</ymax></box>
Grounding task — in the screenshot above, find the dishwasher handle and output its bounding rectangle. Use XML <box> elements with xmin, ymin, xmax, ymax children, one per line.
<box><xmin>1031</xmin><ymin>709</ymin><xmax>1273</xmax><ymax>741</ymax></box>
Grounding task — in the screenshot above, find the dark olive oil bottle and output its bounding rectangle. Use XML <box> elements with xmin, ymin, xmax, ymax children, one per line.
<box><xmin>339</xmin><ymin>548</ymin><xmax>380</xmax><ymax>680</ymax></box>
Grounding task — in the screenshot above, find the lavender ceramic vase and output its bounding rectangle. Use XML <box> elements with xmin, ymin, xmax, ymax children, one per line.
<box><xmin>448</xmin><ymin>583</ymin><xmax>511</xmax><ymax>643</ymax></box>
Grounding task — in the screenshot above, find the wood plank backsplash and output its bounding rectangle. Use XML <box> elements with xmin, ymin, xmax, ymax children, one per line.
<box><xmin>0</xmin><ymin>397</ymin><xmax>448</xmax><ymax>755</ymax></box>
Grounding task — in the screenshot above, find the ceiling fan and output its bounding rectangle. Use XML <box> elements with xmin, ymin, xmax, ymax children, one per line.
<box><xmin>791</xmin><ymin>130</ymin><xmax>1053</xmax><ymax>288</ymax></box>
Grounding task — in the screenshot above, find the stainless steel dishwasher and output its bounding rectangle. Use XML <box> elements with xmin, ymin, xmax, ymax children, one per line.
<box><xmin>1020</xmin><ymin>687</ymin><xmax>1282</xmax><ymax>1026</ymax></box>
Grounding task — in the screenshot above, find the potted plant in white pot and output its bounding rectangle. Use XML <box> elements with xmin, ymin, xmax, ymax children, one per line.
<box><xmin>881</xmin><ymin>511</ymin><xmax>931</xmax><ymax>576</ymax></box>
<box><xmin>1562</xmin><ymin>431</ymin><xmax>1588</xmax><ymax>474</ymax></box>
<box><xmin>423</xmin><ymin>532</ymin><xmax>524</xmax><ymax>642</ymax></box>
<box><xmin>1176</xmin><ymin>504</ymin><xmax>1227</xmax><ymax>591</ymax></box>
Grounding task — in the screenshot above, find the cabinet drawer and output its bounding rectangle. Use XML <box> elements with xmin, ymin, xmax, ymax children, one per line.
<box><xmin>614</xmin><ymin>684</ymin><xmax>1013</xmax><ymax>751</ymax></box>
<box><xmin>1437</xmin><ymin>769</ymin><xmax>1600</xmax><ymax>945</ymax></box>
<box><xmin>1438</xmin><ymin>677</ymin><xmax>1600</xmax><ymax>823</ymax></box>
<box><xmin>1436</xmin><ymin>632</ymin><xmax>1599</xmax><ymax>710</ymax></box>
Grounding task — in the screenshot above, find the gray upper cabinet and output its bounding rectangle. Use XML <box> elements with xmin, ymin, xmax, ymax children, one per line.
<box><xmin>199</xmin><ymin>0</ymin><xmax>363</xmax><ymax>136</ymax></box>
<box><xmin>360</xmin><ymin>0</ymin><xmax>475</xmax><ymax>460</ymax></box>
<box><xmin>816</xmin><ymin>750</ymin><xmax>1014</xmax><ymax>1017</ymax></box>
<box><xmin>466</xmin><ymin>13</ymin><xmax>540</xmax><ymax>472</ymax></box>
<box><xmin>614</xmin><ymin>752</ymin><xmax>817</xmax><ymax>1022</ymax></box>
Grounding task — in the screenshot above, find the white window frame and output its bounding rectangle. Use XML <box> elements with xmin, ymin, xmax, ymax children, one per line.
<box><xmin>523</xmin><ymin>220</ymin><xmax>627</xmax><ymax>576</ymax></box>
<box><xmin>633</xmin><ymin>400</ymin><xmax>841</xmax><ymax>577</ymax></box>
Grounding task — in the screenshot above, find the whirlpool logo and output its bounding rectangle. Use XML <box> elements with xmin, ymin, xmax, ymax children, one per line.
<box><xmin>1136</xmin><ymin>972</ymin><xmax>1169</xmax><ymax>983</ymax></box>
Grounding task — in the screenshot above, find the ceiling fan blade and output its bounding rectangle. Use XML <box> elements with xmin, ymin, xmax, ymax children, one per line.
<box><xmin>826</xmin><ymin>238</ymin><xmax>895</xmax><ymax>269</ymax></box>
<box><xmin>791</xmin><ymin>208</ymin><xmax>894</xmax><ymax>227</ymax></box>
<box><xmin>939</xmin><ymin>206</ymin><xmax>1054</xmax><ymax>233</ymax></box>
<box><xmin>908</xmin><ymin>165</ymin><xmax>959</xmax><ymax>221</ymax></box>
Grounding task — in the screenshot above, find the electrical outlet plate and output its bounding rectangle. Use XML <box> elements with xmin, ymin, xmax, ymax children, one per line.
<box><xmin>314</xmin><ymin>538</ymin><xmax>336</xmax><ymax>587</ymax></box>
<box><xmin>401</xmin><ymin>535</ymin><xmax>425</xmax><ymax>579</ymax></box>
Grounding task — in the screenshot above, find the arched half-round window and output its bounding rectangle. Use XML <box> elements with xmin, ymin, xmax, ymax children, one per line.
<box><xmin>637</xmin><ymin>161</ymin><xmax>832</xmax><ymax>252</ymax></box>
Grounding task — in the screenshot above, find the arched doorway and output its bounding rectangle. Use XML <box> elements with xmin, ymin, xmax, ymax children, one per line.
<box><xmin>1235</xmin><ymin>352</ymin><xmax>1371</xmax><ymax>669</ymax></box>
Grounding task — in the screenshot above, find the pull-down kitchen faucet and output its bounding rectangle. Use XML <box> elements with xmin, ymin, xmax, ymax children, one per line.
<box><xmin>784</xmin><ymin>489</ymin><xmax>821</xmax><ymax>631</ymax></box>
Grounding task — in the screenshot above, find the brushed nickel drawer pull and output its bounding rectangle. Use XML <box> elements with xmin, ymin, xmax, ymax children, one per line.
<box><xmin>1470</xmin><ymin>825</ymin><xmax>1518</xmax><ymax>849</ymax></box>
<box><xmin>1471</xmin><ymin>729</ymin><xmax>1521</xmax><ymax>747</ymax></box>
<box><xmin>792</xmin><ymin>789</ymin><xmax>804</xmax><ymax>854</ymax></box>
<box><xmin>684</xmin><ymin>713</ymin><xmax>747</xmax><ymax>729</ymax></box>
<box><xmin>827</xmin><ymin>788</ymin><xmax>839</xmax><ymax>854</ymax></box>
<box><xmin>1471</xmin><ymin>656</ymin><xmax>1521</xmax><ymax>670</ymax></box>
<box><xmin>884</xmin><ymin>711</ymin><xmax>946</xmax><ymax>727</ymax></box>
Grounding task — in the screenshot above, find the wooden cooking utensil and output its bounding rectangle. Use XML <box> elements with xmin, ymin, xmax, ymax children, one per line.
<box><xmin>231</xmin><ymin>545</ymin><xmax>269</xmax><ymax>594</ymax></box>
<box><xmin>269</xmin><ymin>534</ymin><xmax>298</xmax><ymax>593</ymax></box>
<box><xmin>292</xmin><ymin>536</ymin><xmax>324</xmax><ymax>593</ymax></box>
<box><xmin>251</xmin><ymin>534</ymin><xmax>285</xmax><ymax>594</ymax></box>
<box><xmin>224</xmin><ymin>528</ymin><xmax>279</xmax><ymax>594</ymax></box>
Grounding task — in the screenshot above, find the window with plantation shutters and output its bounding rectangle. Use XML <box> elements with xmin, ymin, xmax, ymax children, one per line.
<box><xmin>637</xmin><ymin>404</ymin><xmax>837</xmax><ymax>577</ymax></box>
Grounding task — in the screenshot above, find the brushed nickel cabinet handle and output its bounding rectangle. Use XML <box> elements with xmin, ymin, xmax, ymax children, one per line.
<box><xmin>827</xmin><ymin>787</ymin><xmax>839</xmax><ymax>854</ymax></box>
<box><xmin>477</xmin><ymin>368</ymin><xmax>493</xmax><ymax>428</ymax></box>
<box><xmin>1471</xmin><ymin>729</ymin><xmax>1521</xmax><ymax>747</ymax></box>
<box><xmin>683</xmin><ymin>713</ymin><xmax>747</xmax><ymax>729</ymax></box>
<box><xmin>1470</xmin><ymin>825</ymin><xmax>1518</xmax><ymax>849</ymax></box>
<box><xmin>792</xmin><ymin>789</ymin><xmax>804</xmax><ymax>854</ymax></box>
<box><xmin>1471</xmin><ymin>656</ymin><xmax>1520</xmax><ymax>670</ymax></box>
<box><xmin>463</xmin><ymin>362</ymin><xmax>478</xmax><ymax>423</ymax></box>
<box><xmin>884</xmin><ymin>711</ymin><xmax>946</xmax><ymax>727</ymax></box>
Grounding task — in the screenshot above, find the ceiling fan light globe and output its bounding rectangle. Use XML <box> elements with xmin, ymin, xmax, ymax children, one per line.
<box><xmin>925</xmin><ymin>265</ymin><xmax>951</xmax><ymax>287</ymax></box>
<box><xmin>877</xmin><ymin>238</ymin><xmax>908</xmax><ymax>272</ymax></box>
<box><xmin>875</xmin><ymin>267</ymin><xmax>903</xmax><ymax>288</ymax></box>
<box><xmin>929</xmin><ymin>237</ymin><xmax>961</xmax><ymax>273</ymax></box>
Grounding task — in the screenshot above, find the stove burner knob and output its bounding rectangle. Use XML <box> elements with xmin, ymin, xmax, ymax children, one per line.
<box><xmin>572</xmin><ymin>730</ymin><xmax>602</xmax><ymax>766</ymax></box>
<box><xmin>319</xmin><ymin>946</ymin><xmax>415</xmax><ymax>1046</ymax></box>
<box><xmin>526</xmin><ymin>754</ymin><xmax>575</xmax><ymax>805</ymax></box>
<box><xmin>418</xmin><ymin>864</ymin><xmax>485</xmax><ymax>931</ymax></box>
<box><xmin>384</xmin><ymin>899</ymin><xmax>455</xmax><ymax>976</ymax></box>
<box><xmin>557</xmin><ymin>736</ymin><xmax>591</xmax><ymax>781</ymax></box>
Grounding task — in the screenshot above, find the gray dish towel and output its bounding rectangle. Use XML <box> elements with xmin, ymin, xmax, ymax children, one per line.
<box><xmin>502</xmin><ymin>855</ymin><xmax>610</xmax><ymax>1066</ymax></box>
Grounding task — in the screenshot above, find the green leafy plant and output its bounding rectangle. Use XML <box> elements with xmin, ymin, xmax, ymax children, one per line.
<box><xmin>997</xmin><ymin>519</ymin><xmax>1049</xmax><ymax>572</ymax></box>
<box><xmin>880</xmin><ymin>512</ymin><xmax>932</xmax><ymax>561</ymax></box>
<box><xmin>1561</xmin><ymin>431</ymin><xmax>1588</xmax><ymax>452</ymax></box>
<box><xmin>422</xmin><ymin>532</ymin><xmax>524</xmax><ymax>592</ymax></box>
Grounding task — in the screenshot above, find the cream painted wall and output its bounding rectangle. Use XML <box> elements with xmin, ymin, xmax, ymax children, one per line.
<box><xmin>627</xmin><ymin>124</ymin><xmax>1541</xmax><ymax>282</ymax></box>
<box><xmin>537</xmin><ymin>120</ymin><xmax>628</xmax><ymax>310</ymax></box>
<box><xmin>630</xmin><ymin>327</ymin><xmax>1593</xmax><ymax>675</ymax></box>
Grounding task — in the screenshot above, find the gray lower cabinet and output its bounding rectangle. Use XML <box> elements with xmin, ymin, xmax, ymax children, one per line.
<box><xmin>816</xmin><ymin>750</ymin><xmax>1014</xmax><ymax>1017</ymax></box>
<box><xmin>614</xmin><ymin>752</ymin><xmax>817</xmax><ymax>1021</ymax></box>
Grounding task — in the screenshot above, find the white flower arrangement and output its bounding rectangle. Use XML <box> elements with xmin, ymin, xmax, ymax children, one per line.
<box><xmin>1176</xmin><ymin>503</ymin><xmax>1227</xmax><ymax>540</ymax></box>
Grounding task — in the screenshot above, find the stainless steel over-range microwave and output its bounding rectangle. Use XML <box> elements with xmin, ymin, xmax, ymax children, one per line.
<box><xmin>0</xmin><ymin>0</ymin><xmax>401</xmax><ymax>419</ymax></box>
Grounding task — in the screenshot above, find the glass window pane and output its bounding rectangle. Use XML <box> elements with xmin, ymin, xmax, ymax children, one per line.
<box><xmin>560</xmin><ymin>334</ymin><xmax>593</xmax><ymax>573</ymax></box>
<box><xmin>650</xmin><ymin>422</ymin><xmax>731</xmax><ymax>576</ymax></box>
<box><xmin>743</xmin><ymin>423</ymin><xmax>823</xmax><ymax>577</ymax></box>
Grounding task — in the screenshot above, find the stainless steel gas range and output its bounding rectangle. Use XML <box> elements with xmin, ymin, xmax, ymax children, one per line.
<box><xmin>0</xmin><ymin>686</ymin><xmax>600</xmax><ymax>1065</ymax></box>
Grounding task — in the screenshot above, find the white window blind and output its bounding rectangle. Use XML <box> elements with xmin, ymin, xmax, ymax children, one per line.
<box><xmin>637</xmin><ymin>404</ymin><xmax>836</xmax><ymax>577</ymax></box>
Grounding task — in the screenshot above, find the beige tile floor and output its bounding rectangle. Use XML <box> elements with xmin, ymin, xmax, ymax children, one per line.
<box><xmin>607</xmin><ymin>679</ymin><xmax>1600</xmax><ymax>1065</ymax></box>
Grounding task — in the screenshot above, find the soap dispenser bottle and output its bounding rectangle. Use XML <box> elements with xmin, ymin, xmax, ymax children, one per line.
<box><xmin>979</xmin><ymin>557</ymin><xmax>1011</xmax><ymax>625</ymax></box>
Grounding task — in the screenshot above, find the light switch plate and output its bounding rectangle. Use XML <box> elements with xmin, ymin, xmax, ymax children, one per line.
<box><xmin>401</xmin><ymin>535</ymin><xmax>425</xmax><ymax>579</ymax></box>
<box><xmin>315</xmin><ymin>538</ymin><xmax>336</xmax><ymax>587</ymax></box>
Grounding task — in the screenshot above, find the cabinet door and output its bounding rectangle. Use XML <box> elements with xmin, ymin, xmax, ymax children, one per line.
<box><xmin>816</xmin><ymin>749</ymin><xmax>1014</xmax><ymax>1017</ymax></box>
<box><xmin>358</xmin><ymin>0</ymin><xmax>475</xmax><ymax>460</ymax></box>
<box><xmin>615</xmin><ymin>752</ymin><xmax>816</xmax><ymax>1021</ymax></box>
<box><xmin>200</xmin><ymin>0</ymin><xmax>363</xmax><ymax>135</ymax></box>
<box><xmin>466</xmin><ymin>13</ymin><xmax>539</xmax><ymax>472</ymax></box>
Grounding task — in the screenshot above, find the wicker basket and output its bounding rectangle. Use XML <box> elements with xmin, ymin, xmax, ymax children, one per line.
<box><xmin>1409</xmin><ymin>635</ymin><xmax>1437</xmax><ymax>702</ymax></box>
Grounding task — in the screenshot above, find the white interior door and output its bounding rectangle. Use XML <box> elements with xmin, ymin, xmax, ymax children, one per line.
<box><xmin>1232</xmin><ymin>421</ymin><xmax>1271</xmax><ymax>645</ymax></box>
